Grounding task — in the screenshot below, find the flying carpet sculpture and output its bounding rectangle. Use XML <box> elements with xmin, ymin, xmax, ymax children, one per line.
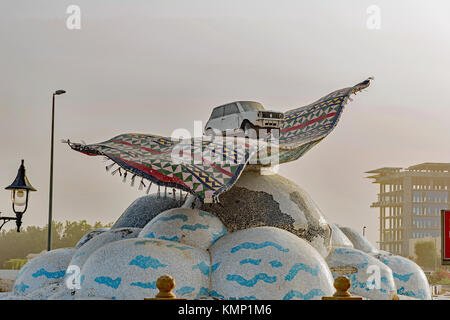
<box><xmin>67</xmin><ymin>78</ymin><xmax>372</xmax><ymax>203</ymax></box>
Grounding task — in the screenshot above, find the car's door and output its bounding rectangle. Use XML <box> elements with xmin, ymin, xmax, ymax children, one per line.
<box><xmin>222</xmin><ymin>103</ymin><xmax>239</xmax><ymax>130</ymax></box>
<box><xmin>207</xmin><ymin>106</ymin><xmax>224</xmax><ymax>131</ymax></box>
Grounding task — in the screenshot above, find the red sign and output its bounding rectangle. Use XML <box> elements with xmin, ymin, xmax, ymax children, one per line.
<box><xmin>442</xmin><ymin>210</ymin><xmax>450</xmax><ymax>264</ymax></box>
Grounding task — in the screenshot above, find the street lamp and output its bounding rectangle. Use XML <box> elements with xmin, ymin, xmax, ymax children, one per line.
<box><xmin>48</xmin><ymin>89</ymin><xmax>66</xmax><ymax>251</ymax></box>
<box><xmin>0</xmin><ymin>160</ymin><xmax>37</xmax><ymax>232</ymax></box>
<box><xmin>363</xmin><ymin>226</ymin><xmax>367</xmax><ymax>237</ymax></box>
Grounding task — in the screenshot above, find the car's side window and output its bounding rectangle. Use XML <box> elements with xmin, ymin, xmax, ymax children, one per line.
<box><xmin>211</xmin><ymin>106</ymin><xmax>224</xmax><ymax>119</ymax></box>
<box><xmin>224</xmin><ymin>103</ymin><xmax>238</xmax><ymax>116</ymax></box>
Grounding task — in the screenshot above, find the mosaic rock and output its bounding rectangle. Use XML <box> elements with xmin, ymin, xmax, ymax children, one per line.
<box><xmin>70</xmin><ymin>227</ymin><xmax>142</xmax><ymax>270</ymax></box>
<box><xmin>200</xmin><ymin>170</ymin><xmax>332</xmax><ymax>257</ymax></box>
<box><xmin>138</xmin><ymin>208</ymin><xmax>227</xmax><ymax>250</ymax></box>
<box><xmin>209</xmin><ymin>226</ymin><xmax>334</xmax><ymax>300</ymax></box>
<box><xmin>338</xmin><ymin>226</ymin><xmax>378</xmax><ymax>254</ymax></box>
<box><xmin>329</xmin><ymin>223</ymin><xmax>354</xmax><ymax>248</ymax></box>
<box><xmin>326</xmin><ymin>247</ymin><xmax>396</xmax><ymax>300</ymax></box>
<box><xmin>112</xmin><ymin>194</ymin><xmax>182</xmax><ymax>229</ymax></box>
<box><xmin>13</xmin><ymin>248</ymin><xmax>75</xmax><ymax>296</ymax></box>
<box><xmin>372</xmin><ymin>252</ymin><xmax>431</xmax><ymax>300</ymax></box>
<box><xmin>75</xmin><ymin>228</ymin><xmax>109</xmax><ymax>249</ymax></box>
<box><xmin>75</xmin><ymin>238</ymin><xmax>210</xmax><ymax>300</ymax></box>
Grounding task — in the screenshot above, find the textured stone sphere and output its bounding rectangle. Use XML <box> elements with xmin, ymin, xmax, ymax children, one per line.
<box><xmin>13</xmin><ymin>248</ymin><xmax>75</xmax><ymax>296</ymax></box>
<box><xmin>112</xmin><ymin>193</ymin><xmax>182</xmax><ymax>229</ymax></box>
<box><xmin>330</xmin><ymin>224</ymin><xmax>353</xmax><ymax>248</ymax></box>
<box><xmin>76</xmin><ymin>238</ymin><xmax>210</xmax><ymax>300</ymax></box>
<box><xmin>338</xmin><ymin>226</ymin><xmax>378</xmax><ymax>254</ymax></box>
<box><xmin>70</xmin><ymin>228</ymin><xmax>142</xmax><ymax>270</ymax></box>
<box><xmin>200</xmin><ymin>170</ymin><xmax>332</xmax><ymax>257</ymax></box>
<box><xmin>209</xmin><ymin>226</ymin><xmax>334</xmax><ymax>300</ymax></box>
<box><xmin>138</xmin><ymin>208</ymin><xmax>227</xmax><ymax>250</ymax></box>
<box><xmin>372</xmin><ymin>252</ymin><xmax>431</xmax><ymax>300</ymax></box>
<box><xmin>326</xmin><ymin>247</ymin><xmax>396</xmax><ymax>300</ymax></box>
<box><xmin>75</xmin><ymin>228</ymin><xmax>109</xmax><ymax>249</ymax></box>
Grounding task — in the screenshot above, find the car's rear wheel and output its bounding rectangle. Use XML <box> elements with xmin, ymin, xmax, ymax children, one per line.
<box><xmin>243</xmin><ymin>122</ymin><xmax>258</xmax><ymax>138</ymax></box>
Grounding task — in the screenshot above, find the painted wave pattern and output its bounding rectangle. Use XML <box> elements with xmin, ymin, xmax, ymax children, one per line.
<box><xmin>129</xmin><ymin>255</ymin><xmax>168</xmax><ymax>269</ymax></box>
<box><xmin>152</xmin><ymin>214</ymin><xmax>188</xmax><ymax>224</ymax></box>
<box><xmin>269</xmin><ymin>260</ymin><xmax>283</xmax><ymax>268</ymax></box>
<box><xmin>285</xmin><ymin>263</ymin><xmax>319</xmax><ymax>281</ymax></box>
<box><xmin>94</xmin><ymin>276</ymin><xmax>121</xmax><ymax>289</ymax></box>
<box><xmin>332</xmin><ymin>248</ymin><xmax>369</xmax><ymax>269</ymax></box>
<box><xmin>180</xmin><ymin>223</ymin><xmax>209</xmax><ymax>231</ymax></box>
<box><xmin>230</xmin><ymin>241</ymin><xmax>290</xmax><ymax>254</ymax></box>
<box><xmin>130</xmin><ymin>281</ymin><xmax>156</xmax><ymax>289</ymax></box>
<box><xmin>192</xmin><ymin>261</ymin><xmax>210</xmax><ymax>276</ymax></box>
<box><xmin>393</xmin><ymin>272</ymin><xmax>414</xmax><ymax>282</ymax></box>
<box><xmin>192</xmin><ymin>261</ymin><xmax>219</xmax><ymax>276</ymax></box>
<box><xmin>196</xmin><ymin>287</ymin><xmax>211</xmax><ymax>298</ymax></box>
<box><xmin>145</xmin><ymin>232</ymin><xmax>180</xmax><ymax>242</ymax></box>
<box><xmin>283</xmin><ymin>289</ymin><xmax>325</xmax><ymax>300</ymax></box>
<box><xmin>211</xmin><ymin>225</ymin><xmax>227</xmax><ymax>243</ymax></box>
<box><xmin>176</xmin><ymin>286</ymin><xmax>196</xmax><ymax>296</ymax></box>
<box><xmin>226</xmin><ymin>273</ymin><xmax>277</xmax><ymax>287</ymax></box>
<box><xmin>397</xmin><ymin>287</ymin><xmax>427</xmax><ymax>299</ymax></box>
<box><xmin>32</xmin><ymin>268</ymin><xmax>66</xmax><ymax>279</ymax></box>
<box><xmin>240</xmin><ymin>258</ymin><xmax>262</xmax><ymax>266</ymax></box>
<box><xmin>14</xmin><ymin>281</ymin><xmax>30</xmax><ymax>293</ymax></box>
<box><xmin>210</xmin><ymin>290</ymin><xmax>225</xmax><ymax>299</ymax></box>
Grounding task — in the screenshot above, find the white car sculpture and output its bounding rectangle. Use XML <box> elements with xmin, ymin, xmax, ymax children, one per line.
<box><xmin>204</xmin><ymin>101</ymin><xmax>284</xmax><ymax>137</ymax></box>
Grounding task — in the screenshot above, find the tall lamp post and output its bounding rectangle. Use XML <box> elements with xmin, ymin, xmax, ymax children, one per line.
<box><xmin>48</xmin><ymin>89</ymin><xmax>66</xmax><ymax>251</ymax></box>
<box><xmin>363</xmin><ymin>226</ymin><xmax>367</xmax><ymax>237</ymax></box>
<box><xmin>0</xmin><ymin>160</ymin><xmax>37</xmax><ymax>232</ymax></box>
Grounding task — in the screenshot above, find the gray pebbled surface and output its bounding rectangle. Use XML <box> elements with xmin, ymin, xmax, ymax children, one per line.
<box><xmin>199</xmin><ymin>170</ymin><xmax>331</xmax><ymax>257</ymax></box>
<box><xmin>112</xmin><ymin>193</ymin><xmax>182</xmax><ymax>229</ymax></box>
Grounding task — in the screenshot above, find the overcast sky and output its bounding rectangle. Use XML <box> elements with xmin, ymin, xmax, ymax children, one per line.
<box><xmin>0</xmin><ymin>0</ymin><xmax>449</xmax><ymax>247</ymax></box>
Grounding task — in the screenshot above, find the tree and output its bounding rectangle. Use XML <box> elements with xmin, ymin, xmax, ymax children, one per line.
<box><xmin>0</xmin><ymin>220</ymin><xmax>112</xmax><ymax>269</ymax></box>
<box><xmin>414</xmin><ymin>241</ymin><xmax>439</xmax><ymax>270</ymax></box>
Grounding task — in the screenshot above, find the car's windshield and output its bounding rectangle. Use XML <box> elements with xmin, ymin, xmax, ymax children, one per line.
<box><xmin>240</xmin><ymin>101</ymin><xmax>264</xmax><ymax>111</ymax></box>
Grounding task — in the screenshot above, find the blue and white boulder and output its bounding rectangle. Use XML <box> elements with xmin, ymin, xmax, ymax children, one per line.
<box><xmin>76</xmin><ymin>238</ymin><xmax>210</xmax><ymax>300</ymax></box>
<box><xmin>70</xmin><ymin>227</ymin><xmax>141</xmax><ymax>270</ymax></box>
<box><xmin>209</xmin><ymin>226</ymin><xmax>334</xmax><ymax>300</ymax></box>
<box><xmin>373</xmin><ymin>252</ymin><xmax>431</xmax><ymax>300</ymax></box>
<box><xmin>13</xmin><ymin>248</ymin><xmax>76</xmax><ymax>296</ymax></box>
<box><xmin>326</xmin><ymin>247</ymin><xmax>396</xmax><ymax>300</ymax></box>
<box><xmin>139</xmin><ymin>208</ymin><xmax>227</xmax><ymax>250</ymax></box>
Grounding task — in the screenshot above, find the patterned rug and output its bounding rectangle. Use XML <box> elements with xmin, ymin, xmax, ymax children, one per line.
<box><xmin>67</xmin><ymin>78</ymin><xmax>372</xmax><ymax>202</ymax></box>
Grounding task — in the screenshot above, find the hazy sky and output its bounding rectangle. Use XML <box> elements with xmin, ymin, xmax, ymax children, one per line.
<box><xmin>0</xmin><ymin>0</ymin><xmax>449</xmax><ymax>247</ymax></box>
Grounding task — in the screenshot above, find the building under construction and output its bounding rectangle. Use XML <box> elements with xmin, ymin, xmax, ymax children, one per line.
<box><xmin>366</xmin><ymin>163</ymin><xmax>450</xmax><ymax>257</ymax></box>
